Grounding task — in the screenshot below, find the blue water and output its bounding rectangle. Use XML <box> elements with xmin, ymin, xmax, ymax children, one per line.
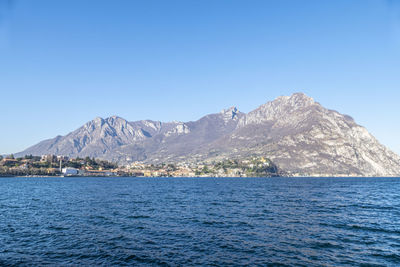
<box><xmin>1</xmin><ymin>177</ymin><xmax>400</xmax><ymax>266</ymax></box>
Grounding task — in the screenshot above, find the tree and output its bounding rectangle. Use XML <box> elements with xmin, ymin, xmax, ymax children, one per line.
<box><xmin>201</xmin><ymin>166</ymin><xmax>210</xmax><ymax>174</ymax></box>
<box><xmin>167</xmin><ymin>164</ymin><xmax>177</xmax><ymax>171</ymax></box>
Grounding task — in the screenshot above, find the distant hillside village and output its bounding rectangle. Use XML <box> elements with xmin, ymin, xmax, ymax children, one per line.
<box><xmin>0</xmin><ymin>154</ymin><xmax>118</xmax><ymax>177</ymax></box>
<box><xmin>0</xmin><ymin>154</ymin><xmax>280</xmax><ymax>177</ymax></box>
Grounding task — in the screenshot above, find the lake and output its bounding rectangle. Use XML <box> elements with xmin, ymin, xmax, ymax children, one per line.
<box><xmin>1</xmin><ymin>177</ymin><xmax>400</xmax><ymax>266</ymax></box>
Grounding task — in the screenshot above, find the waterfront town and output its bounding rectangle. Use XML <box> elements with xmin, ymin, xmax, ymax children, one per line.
<box><xmin>0</xmin><ymin>154</ymin><xmax>279</xmax><ymax>177</ymax></box>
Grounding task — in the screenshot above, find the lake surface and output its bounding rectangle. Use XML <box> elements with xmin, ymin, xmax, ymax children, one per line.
<box><xmin>1</xmin><ymin>177</ymin><xmax>400</xmax><ymax>266</ymax></box>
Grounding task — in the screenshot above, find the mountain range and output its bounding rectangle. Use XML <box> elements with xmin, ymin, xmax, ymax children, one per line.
<box><xmin>16</xmin><ymin>93</ymin><xmax>400</xmax><ymax>176</ymax></box>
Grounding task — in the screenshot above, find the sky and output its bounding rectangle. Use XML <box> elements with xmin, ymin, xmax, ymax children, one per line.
<box><xmin>0</xmin><ymin>0</ymin><xmax>400</xmax><ymax>155</ymax></box>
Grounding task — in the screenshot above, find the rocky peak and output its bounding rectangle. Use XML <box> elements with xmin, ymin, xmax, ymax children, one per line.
<box><xmin>279</xmin><ymin>92</ymin><xmax>314</xmax><ymax>103</ymax></box>
<box><xmin>85</xmin><ymin>117</ymin><xmax>104</xmax><ymax>132</ymax></box>
<box><xmin>270</xmin><ymin>92</ymin><xmax>316</xmax><ymax>112</ymax></box>
<box><xmin>239</xmin><ymin>92</ymin><xmax>318</xmax><ymax>126</ymax></box>
<box><xmin>165</xmin><ymin>122</ymin><xmax>190</xmax><ymax>137</ymax></box>
<box><xmin>93</xmin><ymin>117</ymin><xmax>104</xmax><ymax>123</ymax></box>
<box><xmin>139</xmin><ymin>120</ymin><xmax>162</xmax><ymax>132</ymax></box>
<box><xmin>86</xmin><ymin>116</ymin><xmax>130</xmax><ymax>131</ymax></box>
<box><xmin>105</xmin><ymin>115</ymin><xmax>127</xmax><ymax>125</ymax></box>
<box><xmin>220</xmin><ymin>106</ymin><xmax>239</xmax><ymax>122</ymax></box>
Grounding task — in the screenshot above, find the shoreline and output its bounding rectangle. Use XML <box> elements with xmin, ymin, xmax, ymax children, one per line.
<box><xmin>1</xmin><ymin>175</ymin><xmax>399</xmax><ymax>178</ymax></box>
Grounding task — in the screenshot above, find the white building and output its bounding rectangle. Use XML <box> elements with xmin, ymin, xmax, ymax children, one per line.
<box><xmin>57</xmin><ymin>155</ymin><xmax>69</xmax><ymax>162</ymax></box>
<box><xmin>62</xmin><ymin>167</ymin><xmax>79</xmax><ymax>176</ymax></box>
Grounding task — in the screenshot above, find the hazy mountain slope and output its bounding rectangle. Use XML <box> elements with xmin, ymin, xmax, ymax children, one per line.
<box><xmin>16</xmin><ymin>93</ymin><xmax>400</xmax><ymax>176</ymax></box>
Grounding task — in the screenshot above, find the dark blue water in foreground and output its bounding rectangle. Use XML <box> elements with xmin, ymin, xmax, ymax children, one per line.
<box><xmin>1</xmin><ymin>177</ymin><xmax>400</xmax><ymax>266</ymax></box>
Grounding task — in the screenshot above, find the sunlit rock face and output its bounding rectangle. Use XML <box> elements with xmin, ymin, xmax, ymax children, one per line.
<box><xmin>218</xmin><ymin>93</ymin><xmax>400</xmax><ymax>176</ymax></box>
<box><xmin>17</xmin><ymin>93</ymin><xmax>400</xmax><ymax>176</ymax></box>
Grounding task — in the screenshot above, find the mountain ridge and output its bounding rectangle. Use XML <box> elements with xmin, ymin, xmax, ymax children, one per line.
<box><xmin>16</xmin><ymin>93</ymin><xmax>400</xmax><ymax>176</ymax></box>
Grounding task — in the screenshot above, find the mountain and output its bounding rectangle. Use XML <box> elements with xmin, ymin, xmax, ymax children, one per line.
<box><xmin>202</xmin><ymin>93</ymin><xmax>400</xmax><ymax>176</ymax></box>
<box><xmin>17</xmin><ymin>107</ymin><xmax>245</xmax><ymax>163</ymax></box>
<box><xmin>16</xmin><ymin>93</ymin><xmax>400</xmax><ymax>176</ymax></box>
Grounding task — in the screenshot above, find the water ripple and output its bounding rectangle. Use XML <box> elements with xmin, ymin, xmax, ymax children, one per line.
<box><xmin>0</xmin><ymin>177</ymin><xmax>400</xmax><ymax>266</ymax></box>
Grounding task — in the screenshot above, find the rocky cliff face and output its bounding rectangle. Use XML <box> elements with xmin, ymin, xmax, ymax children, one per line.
<box><xmin>17</xmin><ymin>93</ymin><xmax>400</xmax><ymax>176</ymax></box>
<box><xmin>205</xmin><ymin>93</ymin><xmax>400</xmax><ymax>176</ymax></box>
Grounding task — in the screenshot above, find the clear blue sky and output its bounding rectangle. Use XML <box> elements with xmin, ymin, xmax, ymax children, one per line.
<box><xmin>1</xmin><ymin>0</ymin><xmax>400</xmax><ymax>155</ymax></box>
